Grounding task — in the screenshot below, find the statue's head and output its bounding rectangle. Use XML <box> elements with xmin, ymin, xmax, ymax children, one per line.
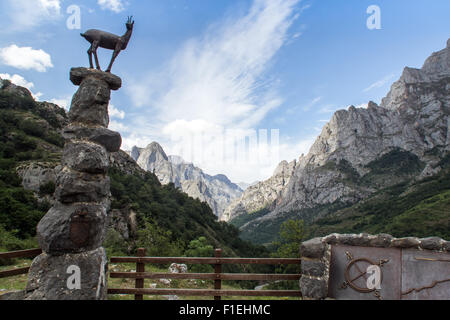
<box><xmin>126</xmin><ymin>16</ymin><xmax>135</xmax><ymax>30</ymax></box>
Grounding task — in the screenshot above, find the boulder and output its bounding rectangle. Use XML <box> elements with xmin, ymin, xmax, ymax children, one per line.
<box><xmin>25</xmin><ymin>248</ymin><xmax>108</xmax><ymax>300</ymax></box>
<box><xmin>169</xmin><ymin>263</ymin><xmax>188</xmax><ymax>274</ymax></box>
<box><xmin>37</xmin><ymin>201</ymin><xmax>109</xmax><ymax>254</ymax></box>
<box><xmin>55</xmin><ymin>169</ymin><xmax>110</xmax><ymax>204</ymax></box>
<box><xmin>299</xmin><ymin>237</ymin><xmax>326</xmax><ymax>259</ymax></box>
<box><xmin>70</xmin><ymin>67</ymin><xmax>122</xmax><ymax>91</ymax></box>
<box><xmin>62</xmin><ymin>141</ymin><xmax>109</xmax><ymax>174</ymax></box>
<box><xmin>63</xmin><ymin>125</ymin><xmax>122</xmax><ymax>152</ymax></box>
<box><xmin>68</xmin><ymin>75</ymin><xmax>112</xmax><ymax>127</ymax></box>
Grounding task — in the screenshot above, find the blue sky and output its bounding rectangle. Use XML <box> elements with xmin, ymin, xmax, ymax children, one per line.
<box><xmin>0</xmin><ymin>0</ymin><xmax>449</xmax><ymax>183</ymax></box>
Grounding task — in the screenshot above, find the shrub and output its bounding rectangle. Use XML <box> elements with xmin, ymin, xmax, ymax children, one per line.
<box><xmin>19</xmin><ymin>119</ymin><xmax>44</xmax><ymax>137</ymax></box>
<box><xmin>39</xmin><ymin>181</ymin><xmax>56</xmax><ymax>196</ymax></box>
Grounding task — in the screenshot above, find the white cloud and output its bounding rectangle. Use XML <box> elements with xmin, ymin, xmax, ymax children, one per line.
<box><xmin>109</xmin><ymin>120</ymin><xmax>129</xmax><ymax>133</ymax></box>
<box><xmin>109</xmin><ymin>104</ymin><xmax>126</xmax><ymax>119</ymax></box>
<box><xmin>50</xmin><ymin>96</ymin><xmax>71</xmax><ymax>110</ymax></box>
<box><xmin>363</xmin><ymin>74</ymin><xmax>395</xmax><ymax>93</ymax></box>
<box><xmin>355</xmin><ymin>103</ymin><xmax>369</xmax><ymax>109</ymax></box>
<box><xmin>0</xmin><ymin>45</ymin><xmax>53</xmax><ymax>72</ymax></box>
<box><xmin>0</xmin><ymin>73</ymin><xmax>43</xmax><ymax>100</ymax></box>
<box><xmin>318</xmin><ymin>104</ymin><xmax>338</xmax><ymax>114</ymax></box>
<box><xmin>5</xmin><ymin>0</ymin><xmax>62</xmax><ymax>31</ymax></box>
<box><xmin>124</xmin><ymin>0</ymin><xmax>302</xmax><ymax>182</ymax></box>
<box><xmin>98</xmin><ymin>0</ymin><xmax>125</xmax><ymax>13</ymax></box>
<box><xmin>0</xmin><ymin>73</ymin><xmax>34</xmax><ymax>90</ymax></box>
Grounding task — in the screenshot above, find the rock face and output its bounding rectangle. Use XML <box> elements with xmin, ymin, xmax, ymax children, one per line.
<box><xmin>25</xmin><ymin>68</ymin><xmax>122</xmax><ymax>300</ymax></box>
<box><xmin>131</xmin><ymin>142</ymin><xmax>243</xmax><ymax>218</ymax></box>
<box><xmin>16</xmin><ymin>162</ymin><xmax>60</xmax><ymax>195</ymax></box>
<box><xmin>0</xmin><ymin>76</ymin><xmax>33</xmax><ymax>99</ymax></box>
<box><xmin>227</xmin><ymin>39</ymin><xmax>450</xmax><ymax>234</ymax></box>
<box><xmin>223</xmin><ymin>159</ymin><xmax>296</xmax><ymax>221</ymax></box>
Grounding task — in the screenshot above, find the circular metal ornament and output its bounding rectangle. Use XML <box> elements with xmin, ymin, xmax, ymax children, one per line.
<box><xmin>344</xmin><ymin>258</ymin><xmax>383</xmax><ymax>293</ymax></box>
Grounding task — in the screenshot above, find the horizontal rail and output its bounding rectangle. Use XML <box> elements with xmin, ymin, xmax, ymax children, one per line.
<box><xmin>0</xmin><ymin>249</ymin><xmax>42</xmax><ymax>260</ymax></box>
<box><xmin>0</xmin><ymin>267</ymin><xmax>30</xmax><ymax>279</ymax></box>
<box><xmin>110</xmin><ymin>272</ymin><xmax>301</xmax><ymax>281</ymax></box>
<box><xmin>110</xmin><ymin>257</ymin><xmax>301</xmax><ymax>265</ymax></box>
<box><xmin>107</xmin><ymin>288</ymin><xmax>302</xmax><ymax>297</ymax></box>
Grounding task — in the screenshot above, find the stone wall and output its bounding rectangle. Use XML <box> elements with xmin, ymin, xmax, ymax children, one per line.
<box><xmin>299</xmin><ymin>233</ymin><xmax>450</xmax><ymax>300</ymax></box>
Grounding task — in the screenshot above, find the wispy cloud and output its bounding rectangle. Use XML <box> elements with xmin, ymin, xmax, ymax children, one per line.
<box><xmin>0</xmin><ymin>45</ymin><xmax>53</xmax><ymax>72</ymax></box>
<box><xmin>109</xmin><ymin>104</ymin><xmax>126</xmax><ymax>119</ymax></box>
<box><xmin>98</xmin><ymin>0</ymin><xmax>126</xmax><ymax>13</ymax></box>
<box><xmin>124</xmin><ymin>0</ymin><xmax>302</xmax><ymax>182</ymax></box>
<box><xmin>0</xmin><ymin>73</ymin><xmax>42</xmax><ymax>100</ymax></box>
<box><xmin>303</xmin><ymin>96</ymin><xmax>322</xmax><ymax>111</ymax></box>
<box><xmin>318</xmin><ymin>104</ymin><xmax>338</xmax><ymax>114</ymax></box>
<box><xmin>363</xmin><ymin>73</ymin><xmax>396</xmax><ymax>93</ymax></box>
<box><xmin>50</xmin><ymin>96</ymin><xmax>72</xmax><ymax>110</ymax></box>
<box><xmin>3</xmin><ymin>0</ymin><xmax>62</xmax><ymax>32</ymax></box>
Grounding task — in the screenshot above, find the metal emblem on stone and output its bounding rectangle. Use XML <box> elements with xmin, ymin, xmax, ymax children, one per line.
<box><xmin>339</xmin><ymin>251</ymin><xmax>389</xmax><ymax>299</ymax></box>
<box><xmin>70</xmin><ymin>210</ymin><xmax>91</xmax><ymax>247</ymax></box>
<box><xmin>329</xmin><ymin>245</ymin><xmax>401</xmax><ymax>300</ymax></box>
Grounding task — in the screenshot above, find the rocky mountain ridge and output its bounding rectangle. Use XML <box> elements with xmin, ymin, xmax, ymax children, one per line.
<box><xmin>227</xmin><ymin>39</ymin><xmax>450</xmax><ymax>240</ymax></box>
<box><xmin>131</xmin><ymin>142</ymin><xmax>243</xmax><ymax>217</ymax></box>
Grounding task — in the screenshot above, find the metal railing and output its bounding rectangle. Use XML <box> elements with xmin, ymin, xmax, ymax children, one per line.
<box><xmin>108</xmin><ymin>248</ymin><xmax>302</xmax><ymax>300</ymax></box>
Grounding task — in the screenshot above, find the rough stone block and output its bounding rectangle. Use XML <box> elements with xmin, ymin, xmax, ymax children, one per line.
<box><xmin>25</xmin><ymin>247</ymin><xmax>108</xmax><ymax>300</ymax></box>
<box><xmin>323</xmin><ymin>233</ymin><xmax>339</xmax><ymax>245</ymax></box>
<box><xmin>70</xmin><ymin>67</ymin><xmax>122</xmax><ymax>91</ymax></box>
<box><xmin>299</xmin><ymin>276</ymin><xmax>328</xmax><ymax>300</ymax></box>
<box><xmin>391</xmin><ymin>237</ymin><xmax>420</xmax><ymax>249</ymax></box>
<box><xmin>339</xmin><ymin>233</ymin><xmax>372</xmax><ymax>247</ymax></box>
<box><xmin>443</xmin><ymin>241</ymin><xmax>450</xmax><ymax>252</ymax></box>
<box><xmin>419</xmin><ymin>237</ymin><xmax>443</xmax><ymax>251</ymax></box>
<box><xmin>300</xmin><ymin>238</ymin><xmax>326</xmax><ymax>259</ymax></box>
<box><xmin>37</xmin><ymin>201</ymin><xmax>108</xmax><ymax>254</ymax></box>
<box><xmin>63</xmin><ymin>125</ymin><xmax>122</xmax><ymax>152</ymax></box>
<box><xmin>369</xmin><ymin>233</ymin><xmax>394</xmax><ymax>247</ymax></box>
<box><xmin>55</xmin><ymin>169</ymin><xmax>110</xmax><ymax>203</ymax></box>
<box><xmin>301</xmin><ymin>259</ymin><xmax>326</xmax><ymax>277</ymax></box>
<box><xmin>68</xmin><ymin>76</ymin><xmax>111</xmax><ymax>127</ymax></box>
<box><xmin>62</xmin><ymin>141</ymin><xmax>109</xmax><ymax>174</ymax></box>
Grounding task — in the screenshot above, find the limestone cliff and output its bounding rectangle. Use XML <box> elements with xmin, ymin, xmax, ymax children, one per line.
<box><xmin>227</xmin><ymin>39</ymin><xmax>450</xmax><ymax>236</ymax></box>
<box><xmin>222</xmin><ymin>159</ymin><xmax>296</xmax><ymax>221</ymax></box>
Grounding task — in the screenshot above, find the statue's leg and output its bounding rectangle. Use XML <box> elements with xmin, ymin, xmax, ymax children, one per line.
<box><xmin>87</xmin><ymin>45</ymin><xmax>94</xmax><ymax>69</ymax></box>
<box><xmin>92</xmin><ymin>41</ymin><xmax>101</xmax><ymax>71</ymax></box>
<box><xmin>105</xmin><ymin>42</ymin><xmax>122</xmax><ymax>73</ymax></box>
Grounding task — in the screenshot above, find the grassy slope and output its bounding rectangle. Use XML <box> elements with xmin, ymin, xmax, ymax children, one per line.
<box><xmin>308</xmin><ymin>168</ymin><xmax>450</xmax><ymax>239</ymax></box>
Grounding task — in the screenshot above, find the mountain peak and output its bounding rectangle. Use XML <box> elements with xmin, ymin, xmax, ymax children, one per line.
<box><xmin>421</xmin><ymin>39</ymin><xmax>450</xmax><ymax>80</ymax></box>
<box><xmin>145</xmin><ymin>142</ymin><xmax>169</xmax><ymax>161</ymax></box>
<box><xmin>131</xmin><ymin>141</ymin><xmax>243</xmax><ymax>218</ymax></box>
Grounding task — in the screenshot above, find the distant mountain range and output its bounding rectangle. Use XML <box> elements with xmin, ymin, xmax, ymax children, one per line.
<box><xmin>226</xmin><ymin>39</ymin><xmax>450</xmax><ymax>244</ymax></box>
<box><xmin>129</xmin><ymin>142</ymin><xmax>243</xmax><ymax>218</ymax></box>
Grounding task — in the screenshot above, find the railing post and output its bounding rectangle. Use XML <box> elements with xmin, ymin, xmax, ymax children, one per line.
<box><xmin>214</xmin><ymin>248</ymin><xmax>222</xmax><ymax>301</ymax></box>
<box><xmin>135</xmin><ymin>248</ymin><xmax>146</xmax><ymax>300</ymax></box>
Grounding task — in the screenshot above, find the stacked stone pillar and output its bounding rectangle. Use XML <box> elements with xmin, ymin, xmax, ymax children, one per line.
<box><xmin>25</xmin><ymin>68</ymin><xmax>122</xmax><ymax>300</ymax></box>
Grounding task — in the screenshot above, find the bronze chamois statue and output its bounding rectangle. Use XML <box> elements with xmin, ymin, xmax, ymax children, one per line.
<box><xmin>80</xmin><ymin>16</ymin><xmax>134</xmax><ymax>73</ymax></box>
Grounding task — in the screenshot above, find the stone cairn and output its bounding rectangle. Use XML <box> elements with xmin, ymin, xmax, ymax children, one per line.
<box><xmin>25</xmin><ymin>68</ymin><xmax>122</xmax><ymax>300</ymax></box>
